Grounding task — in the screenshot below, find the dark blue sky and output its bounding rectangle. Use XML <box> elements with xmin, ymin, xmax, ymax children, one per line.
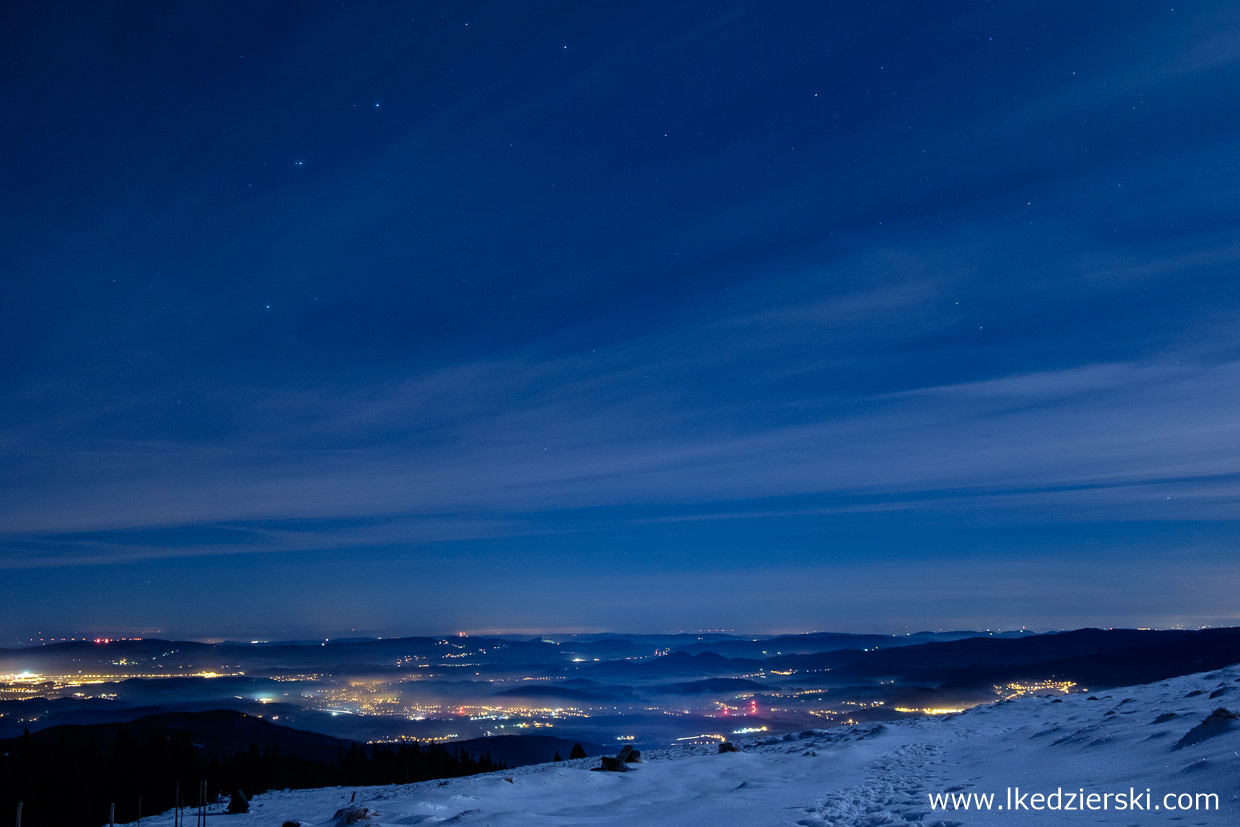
<box><xmin>3</xmin><ymin>1</ymin><xmax>1239</xmax><ymax>641</ymax></box>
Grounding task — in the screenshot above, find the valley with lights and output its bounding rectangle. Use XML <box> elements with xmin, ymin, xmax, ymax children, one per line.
<box><xmin>3</xmin><ymin>627</ymin><xmax>1226</xmax><ymax>749</ymax></box>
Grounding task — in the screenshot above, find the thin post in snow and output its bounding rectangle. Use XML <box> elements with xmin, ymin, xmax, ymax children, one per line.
<box><xmin>109</xmin><ymin>802</ymin><xmax>115</xmax><ymax>826</ymax></box>
<box><xmin>15</xmin><ymin>801</ymin><xmax>21</xmax><ymax>827</ymax></box>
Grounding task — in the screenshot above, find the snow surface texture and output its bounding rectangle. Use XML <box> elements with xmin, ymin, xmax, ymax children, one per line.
<box><xmin>128</xmin><ymin>665</ymin><xmax>1240</xmax><ymax>826</ymax></box>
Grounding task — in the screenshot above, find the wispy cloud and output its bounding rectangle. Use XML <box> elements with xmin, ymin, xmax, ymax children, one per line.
<box><xmin>4</xmin><ymin>229</ymin><xmax>1238</xmax><ymax>566</ymax></box>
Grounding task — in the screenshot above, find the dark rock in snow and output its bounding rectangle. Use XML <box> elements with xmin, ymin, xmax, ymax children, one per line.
<box><xmin>227</xmin><ymin>789</ymin><xmax>249</xmax><ymax>814</ymax></box>
<box><xmin>593</xmin><ymin>744</ymin><xmax>642</xmax><ymax>770</ymax></box>
<box><xmin>1173</xmin><ymin>708</ymin><xmax>1239</xmax><ymax>751</ymax></box>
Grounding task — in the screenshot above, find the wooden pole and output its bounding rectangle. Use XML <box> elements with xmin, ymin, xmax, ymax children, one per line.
<box><xmin>138</xmin><ymin>795</ymin><xmax>142</xmax><ymax>825</ymax></box>
<box><xmin>15</xmin><ymin>801</ymin><xmax>21</xmax><ymax>827</ymax></box>
<box><xmin>110</xmin><ymin>802</ymin><xmax>115</xmax><ymax>826</ymax></box>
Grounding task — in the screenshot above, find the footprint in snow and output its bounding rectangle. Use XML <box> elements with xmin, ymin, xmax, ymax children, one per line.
<box><xmin>801</xmin><ymin>743</ymin><xmax>946</xmax><ymax>826</ymax></box>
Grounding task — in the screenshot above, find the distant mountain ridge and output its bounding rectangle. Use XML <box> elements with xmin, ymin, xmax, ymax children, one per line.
<box><xmin>0</xmin><ymin>629</ymin><xmax>1022</xmax><ymax>674</ymax></box>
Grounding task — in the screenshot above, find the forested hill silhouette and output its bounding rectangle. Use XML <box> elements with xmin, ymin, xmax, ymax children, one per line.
<box><xmin>748</xmin><ymin>626</ymin><xmax>1240</xmax><ymax>689</ymax></box>
<box><xmin>0</xmin><ymin>710</ymin><xmax>503</xmax><ymax>827</ymax></box>
<box><xmin>16</xmin><ymin>708</ymin><xmax>352</xmax><ymax>761</ymax></box>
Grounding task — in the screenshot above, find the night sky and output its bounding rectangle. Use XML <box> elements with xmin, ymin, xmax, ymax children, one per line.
<box><xmin>3</xmin><ymin>2</ymin><xmax>1239</xmax><ymax>642</ymax></box>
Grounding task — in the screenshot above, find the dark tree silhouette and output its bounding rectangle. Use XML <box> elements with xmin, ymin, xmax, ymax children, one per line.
<box><xmin>0</xmin><ymin>723</ymin><xmax>504</xmax><ymax>827</ymax></box>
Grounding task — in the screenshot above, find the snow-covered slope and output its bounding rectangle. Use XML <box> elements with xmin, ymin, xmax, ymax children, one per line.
<box><xmin>132</xmin><ymin>665</ymin><xmax>1240</xmax><ymax>826</ymax></box>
